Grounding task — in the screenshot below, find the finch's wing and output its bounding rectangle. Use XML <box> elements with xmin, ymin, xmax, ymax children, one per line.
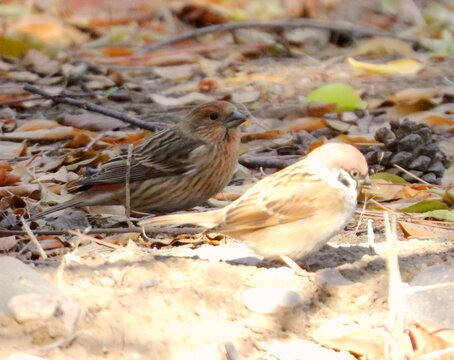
<box><xmin>75</xmin><ymin>128</ymin><xmax>205</xmax><ymax>186</ymax></box>
<box><xmin>220</xmin><ymin>166</ymin><xmax>346</xmax><ymax>231</ymax></box>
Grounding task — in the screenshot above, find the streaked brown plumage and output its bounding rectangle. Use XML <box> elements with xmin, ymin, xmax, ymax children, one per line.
<box><xmin>139</xmin><ymin>143</ymin><xmax>370</xmax><ymax>260</ymax></box>
<box><xmin>32</xmin><ymin>101</ymin><xmax>247</xmax><ymax>218</ymax></box>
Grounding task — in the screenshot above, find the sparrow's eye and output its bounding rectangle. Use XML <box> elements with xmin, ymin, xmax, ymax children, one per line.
<box><xmin>209</xmin><ymin>112</ymin><xmax>219</xmax><ymax>120</ymax></box>
<box><xmin>350</xmin><ymin>169</ymin><xmax>360</xmax><ymax>179</ymax></box>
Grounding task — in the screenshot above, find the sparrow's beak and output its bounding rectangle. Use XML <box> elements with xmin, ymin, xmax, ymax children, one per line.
<box><xmin>226</xmin><ymin>110</ymin><xmax>248</xmax><ymax>128</ymax></box>
<box><xmin>359</xmin><ymin>176</ymin><xmax>372</xmax><ymax>190</ymax></box>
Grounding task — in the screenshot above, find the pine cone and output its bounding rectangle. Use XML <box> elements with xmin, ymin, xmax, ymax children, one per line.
<box><xmin>363</xmin><ymin>119</ymin><xmax>447</xmax><ymax>184</ymax></box>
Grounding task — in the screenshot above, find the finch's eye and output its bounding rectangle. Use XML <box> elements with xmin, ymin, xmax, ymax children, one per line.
<box><xmin>209</xmin><ymin>112</ymin><xmax>218</xmax><ymax>120</ymax></box>
<box><xmin>350</xmin><ymin>169</ymin><xmax>360</xmax><ymax>179</ymax></box>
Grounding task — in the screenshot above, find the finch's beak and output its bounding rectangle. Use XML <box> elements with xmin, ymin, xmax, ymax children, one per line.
<box><xmin>359</xmin><ymin>176</ymin><xmax>372</xmax><ymax>190</ymax></box>
<box><xmin>226</xmin><ymin>110</ymin><xmax>248</xmax><ymax>128</ymax></box>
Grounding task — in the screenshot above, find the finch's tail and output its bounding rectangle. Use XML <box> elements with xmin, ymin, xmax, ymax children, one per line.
<box><xmin>138</xmin><ymin>209</ymin><xmax>224</xmax><ymax>229</ymax></box>
<box><xmin>29</xmin><ymin>198</ymin><xmax>85</xmax><ymax>220</ymax></box>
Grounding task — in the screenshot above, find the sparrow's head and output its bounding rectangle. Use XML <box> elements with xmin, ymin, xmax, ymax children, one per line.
<box><xmin>182</xmin><ymin>101</ymin><xmax>248</xmax><ymax>143</ymax></box>
<box><xmin>308</xmin><ymin>143</ymin><xmax>371</xmax><ymax>190</ymax></box>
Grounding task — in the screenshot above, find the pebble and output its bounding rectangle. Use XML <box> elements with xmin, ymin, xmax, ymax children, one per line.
<box><xmin>315</xmin><ymin>268</ymin><xmax>354</xmax><ymax>295</ymax></box>
<box><xmin>0</xmin><ymin>256</ymin><xmax>82</xmax><ymax>337</ymax></box>
<box><xmin>405</xmin><ymin>264</ymin><xmax>454</xmax><ymax>332</ymax></box>
<box><xmin>8</xmin><ymin>293</ymin><xmax>59</xmax><ymax>323</ymax></box>
<box><xmin>243</xmin><ymin>287</ymin><xmax>302</xmax><ymax>314</ymax></box>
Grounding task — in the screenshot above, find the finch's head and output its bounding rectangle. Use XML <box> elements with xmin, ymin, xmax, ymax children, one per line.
<box><xmin>182</xmin><ymin>101</ymin><xmax>247</xmax><ymax>143</ymax></box>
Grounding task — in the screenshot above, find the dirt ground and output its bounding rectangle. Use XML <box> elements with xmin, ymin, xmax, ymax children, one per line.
<box><xmin>1</xmin><ymin>213</ymin><xmax>453</xmax><ymax>359</ymax></box>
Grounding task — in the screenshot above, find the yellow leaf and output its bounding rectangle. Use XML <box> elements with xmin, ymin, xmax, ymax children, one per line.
<box><xmin>347</xmin><ymin>57</ymin><xmax>423</xmax><ymax>75</ymax></box>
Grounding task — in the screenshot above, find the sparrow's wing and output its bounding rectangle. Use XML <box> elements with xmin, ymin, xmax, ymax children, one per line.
<box><xmin>75</xmin><ymin>128</ymin><xmax>205</xmax><ymax>186</ymax></box>
<box><xmin>220</xmin><ymin>166</ymin><xmax>346</xmax><ymax>232</ymax></box>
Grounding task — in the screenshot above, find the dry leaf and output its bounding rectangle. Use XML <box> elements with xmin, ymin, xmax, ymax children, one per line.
<box><xmin>63</xmin><ymin>113</ymin><xmax>127</xmax><ymax>131</ymax></box>
<box><xmin>355</xmin><ymin>37</ymin><xmax>415</xmax><ymax>57</ymax></box>
<box><xmin>16</xmin><ymin>119</ymin><xmax>60</xmax><ymax>131</ymax></box>
<box><xmin>241</xmin><ymin>130</ymin><xmax>283</xmax><ymax>142</ymax></box>
<box><xmin>348</xmin><ymin>57</ymin><xmax>423</xmax><ymax>75</ymax></box>
<box><xmin>149</xmin><ymin>92</ymin><xmax>215</xmax><ymax>106</ymax></box>
<box><xmin>7</xmin><ymin>14</ymin><xmax>88</xmax><ymax>47</ymax></box>
<box><xmin>283</xmin><ymin>117</ymin><xmax>327</xmax><ymax>133</ymax></box>
<box><xmin>398</xmin><ymin>221</ymin><xmax>437</xmax><ymax>239</ymax></box>
<box><xmin>0</xmin><ymin>236</ymin><xmax>17</xmax><ymax>251</ymax></box>
<box><xmin>0</xmin><ymin>168</ymin><xmax>21</xmax><ymax>186</ymax></box>
<box><xmin>0</xmin><ymin>141</ymin><xmax>27</xmax><ymax>159</ymax></box>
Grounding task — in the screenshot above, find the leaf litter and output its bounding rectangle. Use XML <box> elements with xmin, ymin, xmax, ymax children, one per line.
<box><xmin>0</xmin><ymin>0</ymin><xmax>454</xmax><ymax>359</ymax></box>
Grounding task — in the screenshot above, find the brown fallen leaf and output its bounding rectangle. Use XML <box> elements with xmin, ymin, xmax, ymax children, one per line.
<box><xmin>241</xmin><ymin>129</ymin><xmax>283</xmax><ymax>142</ymax></box>
<box><xmin>282</xmin><ymin>117</ymin><xmax>327</xmax><ymax>133</ymax></box>
<box><xmin>398</xmin><ymin>221</ymin><xmax>437</xmax><ymax>239</ymax></box>
<box><xmin>409</xmin><ymin>322</ymin><xmax>454</xmax><ymax>360</ymax></box>
<box><xmin>37</xmin><ymin>236</ymin><xmax>65</xmax><ymax>250</ymax></box>
<box><xmin>0</xmin><ymin>168</ymin><xmax>21</xmax><ymax>186</ymax></box>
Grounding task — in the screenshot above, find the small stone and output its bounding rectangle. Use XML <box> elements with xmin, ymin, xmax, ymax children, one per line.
<box><xmin>315</xmin><ymin>269</ymin><xmax>354</xmax><ymax>295</ymax></box>
<box><xmin>390</xmin><ymin>152</ymin><xmax>413</xmax><ymax>167</ymax></box>
<box><xmin>243</xmin><ymin>287</ymin><xmax>302</xmax><ymax>314</ymax></box>
<box><xmin>406</xmin><ymin>264</ymin><xmax>454</xmax><ymax>337</ymax></box>
<box><xmin>8</xmin><ymin>293</ymin><xmax>59</xmax><ymax>323</ymax></box>
<box><xmin>409</xmin><ymin>155</ymin><xmax>431</xmax><ymax>171</ymax></box>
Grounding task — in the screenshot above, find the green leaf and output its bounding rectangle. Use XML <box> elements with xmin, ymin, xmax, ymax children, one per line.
<box><xmin>370</xmin><ymin>172</ymin><xmax>408</xmax><ymax>184</ymax></box>
<box><xmin>0</xmin><ymin>36</ymin><xmax>31</xmax><ymax>57</ymax></box>
<box><xmin>399</xmin><ymin>200</ymin><xmax>449</xmax><ymax>213</ymax></box>
<box><xmin>421</xmin><ymin>209</ymin><xmax>454</xmax><ymax>222</ymax></box>
<box><xmin>104</xmin><ymin>87</ymin><xmax>119</xmax><ymax>99</ymax></box>
<box><xmin>306</xmin><ymin>83</ymin><xmax>363</xmax><ymax>112</ymax></box>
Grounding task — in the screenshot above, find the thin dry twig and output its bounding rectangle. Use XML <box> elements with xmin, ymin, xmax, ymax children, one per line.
<box><xmin>280</xmin><ymin>255</ymin><xmax>313</xmax><ymax>277</ymax></box>
<box><xmin>224</xmin><ymin>342</ymin><xmax>242</xmax><ymax>360</ymax></box>
<box><xmin>137</xmin><ymin>19</ymin><xmax>420</xmax><ymax>55</ymax></box>
<box><xmin>125</xmin><ymin>144</ymin><xmax>133</xmax><ymax>220</ymax></box>
<box><xmin>23</xmin><ymin>84</ymin><xmax>165</xmax><ymax>131</ymax></box>
<box><xmin>20</xmin><ymin>216</ymin><xmax>47</xmax><ymax>259</ymax></box>
<box><xmin>384</xmin><ymin>212</ymin><xmax>409</xmax><ymax>360</ymax></box>
<box><xmin>67</xmin><ymin>229</ymin><xmax>144</xmax><ymax>253</ymax></box>
<box><xmin>392</xmin><ymin>164</ymin><xmax>434</xmax><ymax>186</ymax></box>
<box><xmin>0</xmin><ymin>226</ymin><xmax>202</xmax><ymax>237</ymax></box>
<box><xmin>239</xmin><ymin>155</ymin><xmax>297</xmax><ymax>169</ymax></box>
<box><xmin>370</xmin><ymin>199</ymin><xmax>401</xmax><ymax>216</ymax></box>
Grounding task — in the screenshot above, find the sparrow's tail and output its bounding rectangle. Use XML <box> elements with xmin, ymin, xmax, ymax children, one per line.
<box><xmin>138</xmin><ymin>209</ymin><xmax>224</xmax><ymax>229</ymax></box>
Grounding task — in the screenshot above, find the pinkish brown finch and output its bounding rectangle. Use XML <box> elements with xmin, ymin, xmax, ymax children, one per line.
<box><xmin>139</xmin><ymin>143</ymin><xmax>371</xmax><ymax>260</ymax></box>
<box><xmin>32</xmin><ymin>101</ymin><xmax>247</xmax><ymax>218</ymax></box>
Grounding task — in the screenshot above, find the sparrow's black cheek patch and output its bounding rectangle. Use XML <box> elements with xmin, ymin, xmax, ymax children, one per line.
<box><xmin>337</xmin><ymin>172</ymin><xmax>351</xmax><ymax>188</ymax></box>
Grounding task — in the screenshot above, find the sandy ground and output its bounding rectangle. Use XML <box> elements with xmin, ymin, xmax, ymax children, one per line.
<box><xmin>1</xmin><ymin>215</ymin><xmax>453</xmax><ymax>360</ymax></box>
